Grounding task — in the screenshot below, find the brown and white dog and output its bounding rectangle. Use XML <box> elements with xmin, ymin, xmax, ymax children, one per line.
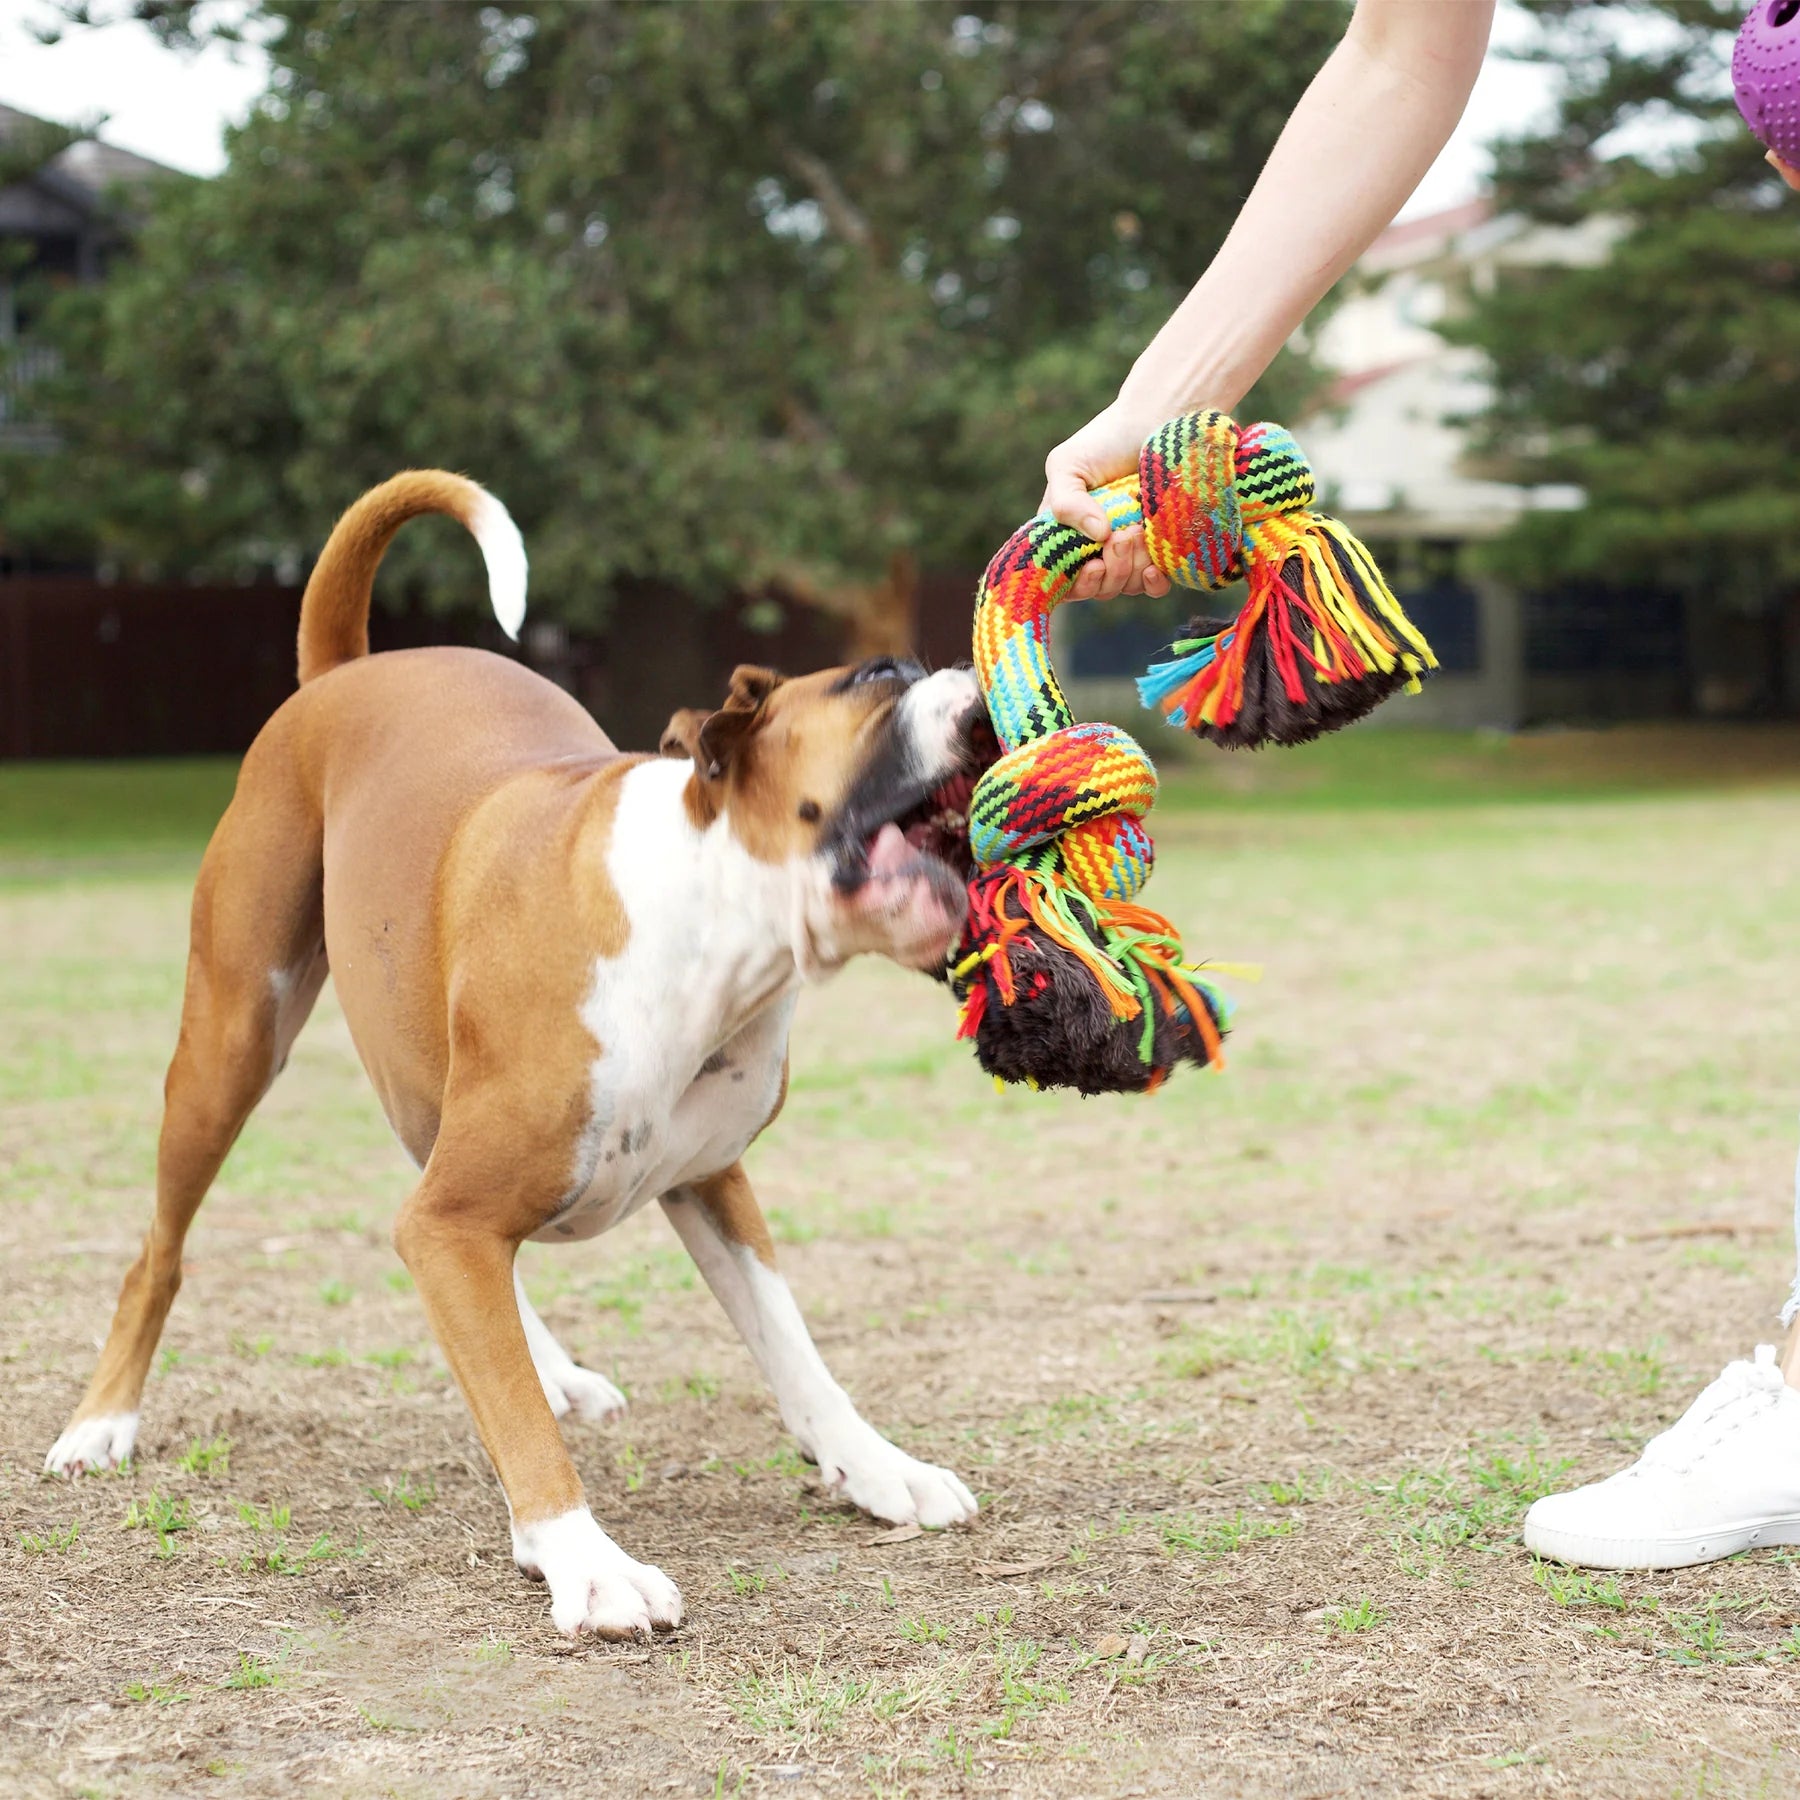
<box><xmin>44</xmin><ymin>472</ymin><xmax>993</xmax><ymax>1638</ymax></box>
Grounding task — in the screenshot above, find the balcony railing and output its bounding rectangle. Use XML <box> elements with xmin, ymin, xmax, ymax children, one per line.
<box><xmin>0</xmin><ymin>341</ymin><xmax>62</xmax><ymax>450</ymax></box>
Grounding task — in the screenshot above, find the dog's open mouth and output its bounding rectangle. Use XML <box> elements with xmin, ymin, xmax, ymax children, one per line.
<box><xmin>883</xmin><ymin>765</ymin><xmax>980</xmax><ymax>882</ymax></box>
<box><xmin>847</xmin><ymin>708</ymin><xmax>998</xmax><ymax>889</ymax></box>
<box><xmin>830</xmin><ymin>701</ymin><xmax>998</xmax><ymax>922</ymax></box>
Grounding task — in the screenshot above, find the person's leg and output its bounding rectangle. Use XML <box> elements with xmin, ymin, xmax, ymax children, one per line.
<box><xmin>1525</xmin><ymin>1125</ymin><xmax>1800</xmax><ymax>1571</ymax></box>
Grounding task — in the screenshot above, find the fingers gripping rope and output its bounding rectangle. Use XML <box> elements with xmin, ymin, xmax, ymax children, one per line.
<box><xmin>952</xmin><ymin>410</ymin><xmax>1434</xmax><ymax>1096</ymax></box>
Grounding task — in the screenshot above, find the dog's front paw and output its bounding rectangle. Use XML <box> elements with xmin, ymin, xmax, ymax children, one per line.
<box><xmin>540</xmin><ymin>1362</ymin><xmax>628</xmax><ymax>1425</ymax></box>
<box><xmin>811</xmin><ymin>1422</ymin><xmax>978</xmax><ymax>1528</ymax></box>
<box><xmin>512</xmin><ymin>1508</ymin><xmax>682</xmax><ymax>1640</ymax></box>
<box><xmin>44</xmin><ymin>1412</ymin><xmax>138</xmax><ymax>1477</ymax></box>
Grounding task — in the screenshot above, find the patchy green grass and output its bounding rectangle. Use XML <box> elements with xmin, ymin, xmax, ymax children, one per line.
<box><xmin>239</xmin><ymin>1530</ymin><xmax>346</xmax><ymax>1577</ymax></box>
<box><xmin>176</xmin><ymin>1434</ymin><xmax>232</xmax><ymax>1478</ymax></box>
<box><xmin>11</xmin><ymin>742</ymin><xmax>1800</xmax><ymax>1796</ymax></box>
<box><xmin>218</xmin><ymin>1652</ymin><xmax>278</xmax><ymax>1691</ymax></box>
<box><xmin>368</xmin><ymin>1472</ymin><xmax>436</xmax><ymax>1512</ymax></box>
<box><xmin>9</xmin><ymin>730</ymin><xmax>1800</xmax><ymax>871</ymax></box>
<box><xmin>1154</xmin><ymin>723</ymin><xmax>1800</xmax><ymax>813</ymax></box>
<box><xmin>1161</xmin><ymin>1310</ymin><xmax>1366</xmax><ymax>1383</ymax></box>
<box><xmin>0</xmin><ymin>758</ymin><xmax>238</xmax><ymax>860</ymax></box>
<box><xmin>121</xmin><ymin>1491</ymin><xmax>194</xmax><ymax>1558</ymax></box>
<box><xmin>1368</xmin><ymin>1445</ymin><xmax>1577</xmax><ymax>1580</ymax></box>
<box><xmin>18</xmin><ymin>1522</ymin><xmax>80</xmax><ymax>1556</ymax></box>
<box><xmin>1156</xmin><ymin>1509</ymin><xmax>1297</xmax><ymax>1560</ymax></box>
<box><xmin>122</xmin><ymin>1677</ymin><xmax>191</xmax><ymax>1706</ymax></box>
<box><xmin>1322</xmin><ymin>1596</ymin><xmax>1386</xmax><ymax>1635</ymax></box>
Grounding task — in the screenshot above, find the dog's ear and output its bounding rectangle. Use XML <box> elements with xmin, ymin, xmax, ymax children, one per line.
<box><xmin>696</xmin><ymin>708</ymin><xmax>753</xmax><ymax>779</ymax></box>
<box><xmin>724</xmin><ymin>664</ymin><xmax>785</xmax><ymax>711</ymax></box>
<box><xmin>694</xmin><ymin>665</ymin><xmax>786</xmax><ymax>780</ymax></box>
<box><xmin>659</xmin><ymin>707</ymin><xmax>711</xmax><ymax>761</ymax></box>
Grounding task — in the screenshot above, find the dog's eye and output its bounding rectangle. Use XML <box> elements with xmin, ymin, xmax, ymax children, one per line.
<box><xmin>853</xmin><ymin>657</ymin><xmax>901</xmax><ymax>686</ymax></box>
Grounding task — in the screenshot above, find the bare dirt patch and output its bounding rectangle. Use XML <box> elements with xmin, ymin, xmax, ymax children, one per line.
<box><xmin>7</xmin><ymin>776</ymin><xmax>1800</xmax><ymax>1796</ymax></box>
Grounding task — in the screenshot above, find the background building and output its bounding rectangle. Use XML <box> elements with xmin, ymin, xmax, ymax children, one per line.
<box><xmin>1062</xmin><ymin>199</ymin><xmax>1752</xmax><ymax>731</ymax></box>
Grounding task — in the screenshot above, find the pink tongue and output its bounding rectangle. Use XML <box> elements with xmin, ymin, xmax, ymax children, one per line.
<box><xmin>866</xmin><ymin>821</ymin><xmax>913</xmax><ymax>880</ymax></box>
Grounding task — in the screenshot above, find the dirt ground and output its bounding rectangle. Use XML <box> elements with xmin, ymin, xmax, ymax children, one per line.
<box><xmin>7</xmin><ymin>754</ymin><xmax>1800</xmax><ymax>1798</ymax></box>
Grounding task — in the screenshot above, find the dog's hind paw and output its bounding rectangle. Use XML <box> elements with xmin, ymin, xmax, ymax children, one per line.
<box><xmin>44</xmin><ymin>1412</ymin><xmax>138</xmax><ymax>1477</ymax></box>
<box><xmin>540</xmin><ymin>1363</ymin><xmax>628</xmax><ymax>1425</ymax></box>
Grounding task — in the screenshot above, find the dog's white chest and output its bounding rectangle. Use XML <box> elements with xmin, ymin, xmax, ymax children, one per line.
<box><xmin>529</xmin><ymin>762</ymin><xmax>804</xmax><ymax>1247</ymax></box>
<box><xmin>532</xmin><ymin>997</ymin><xmax>792</xmax><ymax>1243</ymax></box>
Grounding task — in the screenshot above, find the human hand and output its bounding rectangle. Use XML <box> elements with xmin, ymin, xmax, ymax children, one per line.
<box><xmin>1040</xmin><ymin>400</ymin><xmax>1171</xmax><ymax>602</ymax></box>
<box><xmin>1771</xmin><ymin>149</ymin><xmax>1800</xmax><ymax>192</ymax></box>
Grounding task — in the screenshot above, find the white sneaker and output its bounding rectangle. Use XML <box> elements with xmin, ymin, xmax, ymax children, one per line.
<box><xmin>1523</xmin><ymin>1345</ymin><xmax>1800</xmax><ymax>1570</ymax></box>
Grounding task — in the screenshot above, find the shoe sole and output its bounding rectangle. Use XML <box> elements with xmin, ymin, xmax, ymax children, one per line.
<box><xmin>1523</xmin><ymin>1514</ymin><xmax>1800</xmax><ymax>1571</ymax></box>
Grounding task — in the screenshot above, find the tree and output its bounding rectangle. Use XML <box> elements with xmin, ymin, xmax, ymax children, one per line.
<box><xmin>4</xmin><ymin>1</ymin><xmax>1343</xmax><ymax>643</ymax></box>
<box><xmin>1451</xmin><ymin>1</ymin><xmax>1800</xmax><ymax>647</ymax></box>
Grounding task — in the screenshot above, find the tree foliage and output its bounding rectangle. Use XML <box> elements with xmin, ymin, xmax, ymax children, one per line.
<box><xmin>4</xmin><ymin>0</ymin><xmax>1343</xmax><ymax>626</ymax></box>
<box><xmin>1451</xmin><ymin>0</ymin><xmax>1800</xmax><ymax>615</ymax></box>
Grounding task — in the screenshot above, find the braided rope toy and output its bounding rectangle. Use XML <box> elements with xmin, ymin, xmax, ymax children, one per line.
<box><xmin>949</xmin><ymin>408</ymin><xmax>1436</xmax><ymax>1096</ymax></box>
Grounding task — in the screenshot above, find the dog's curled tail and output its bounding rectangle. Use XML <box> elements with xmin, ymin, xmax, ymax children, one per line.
<box><xmin>296</xmin><ymin>471</ymin><xmax>528</xmax><ymax>684</ymax></box>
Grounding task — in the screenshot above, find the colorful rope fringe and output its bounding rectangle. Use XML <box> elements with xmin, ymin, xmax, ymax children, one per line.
<box><xmin>951</xmin><ymin>409</ymin><xmax>1433</xmax><ymax>1094</ymax></box>
<box><xmin>1130</xmin><ymin>413</ymin><xmax>1436</xmax><ymax>746</ymax></box>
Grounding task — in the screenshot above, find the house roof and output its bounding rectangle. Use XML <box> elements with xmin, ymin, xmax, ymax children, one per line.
<box><xmin>1359</xmin><ymin>196</ymin><xmax>1501</xmax><ymax>275</ymax></box>
<box><xmin>0</xmin><ymin>101</ymin><xmax>180</xmax><ymax>224</ymax></box>
<box><xmin>1370</xmin><ymin>197</ymin><xmax>1496</xmax><ymax>257</ymax></box>
<box><xmin>1319</xmin><ymin>356</ymin><xmax>1430</xmax><ymax>407</ymax></box>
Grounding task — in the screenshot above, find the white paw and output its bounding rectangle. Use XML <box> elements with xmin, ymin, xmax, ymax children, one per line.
<box><xmin>539</xmin><ymin>1361</ymin><xmax>628</xmax><ymax>1425</ymax></box>
<box><xmin>810</xmin><ymin>1421</ymin><xmax>978</xmax><ymax>1528</ymax></box>
<box><xmin>512</xmin><ymin>1508</ymin><xmax>682</xmax><ymax>1640</ymax></box>
<box><xmin>44</xmin><ymin>1412</ymin><xmax>139</xmax><ymax>1477</ymax></box>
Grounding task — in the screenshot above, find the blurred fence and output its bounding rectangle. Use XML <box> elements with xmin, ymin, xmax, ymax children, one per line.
<box><xmin>0</xmin><ymin>571</ymin><xmax>969</xmax><ymax>761</ymax></box>
<box><xmin>1</xmin><ymin>577</ymin><xmax>300</xmax><ymax>758</ymax></box>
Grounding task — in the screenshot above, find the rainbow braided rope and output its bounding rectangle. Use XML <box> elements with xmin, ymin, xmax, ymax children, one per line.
<box><xmin>1133</xmin><ymin>413</ymin><xmax>1436</xmax><ymax>745</ymax></box>
<box><xmin>950</xmin><ymin>409</ymin><xmax>1433</xmax><ymax>1095</ymax></box>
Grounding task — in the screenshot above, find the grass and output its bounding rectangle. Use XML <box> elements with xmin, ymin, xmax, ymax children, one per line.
<box><xmin>1161</xmin><ymin>1310</ymin><xmax>1362</xmax><ymax>1383</ymax></box>
<box><xmin>11</xmin><ymin>739</ymin><xmax>1800</xmax><ymax>1796</ymax></box>
<box><xmin>1150</xmin><ymin>722</ymin><xmax>1800</xmax><ymax>813</ymax></box>
<box><xmin>19</xmin><ymin>1522</ymin><xmax>80</xmax><ymax>1555</ymax></box>
<box><xmin>239</xmin><ymin>1531</ymin><xmax>344</xmax><ymax>1576</ymax></box>
<box><xmin>176</xmin><ymin>1435</ymin><xmax>232</xmax><ymax>1477</ymax></box>
<box><xmin>1368</xmin><ymin>1445</ymin><xmax>1577</xmax><ymax>1580</ymax></box>
<box><xmin>122</xmin><ymin>1491</ymin><xmax>194</xmax><ymax>1558</ymax></box>
<box><xmin>7</xmin><ymin>728</ymin><xmax>1800</xmax><ymax>872</ymax></box>
<box><xmin>219</xmin><ymin>1652</ymin><xmax>277</xmax><ymax>1691</ymax></box>
<box><xmin>368</xmin><ymin>1472</ymin><xmax>436</xmax><ymax>1511</ymax></box>
<box><xmin>1156</xmin><ymin>1509</ymin><xmax>1297</xmax><ymax>1559</ymax></box>
<box><xmin>122</xmin><ymin>1677</ymin><xmax>191</xmax><ymax>1706</ymax></box>
<box><xmin>0</xmin><ymin>758</ymin><xmax>240</xmax><ymax>859</ymax></box>
<box><xmin>731</xmin><ymin>1663</ymin><xmax>873</xmax><ymax>1740</ymax></box>
<box><xmin>1322</xmin><ymin>1596</ymin><xmax>1386</xmax><ymax>1635</ymax></box>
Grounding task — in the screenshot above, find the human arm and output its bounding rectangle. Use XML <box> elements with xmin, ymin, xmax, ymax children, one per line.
<box><xmin>1773</xmin><ymin>150</ymin><xmax>1800</xmax><ymax>192</ymax></box>
<box><xmin>1046</xmin><ymin>0</ymin><xmax>1495</xmax><ymax>599</ymax></box>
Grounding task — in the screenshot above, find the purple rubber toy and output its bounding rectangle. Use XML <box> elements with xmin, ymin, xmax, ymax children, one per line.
<box><xmin>1735</xmin><ymin>0</ymin><xmax>1800</xmax><ymax>167</ymax></box>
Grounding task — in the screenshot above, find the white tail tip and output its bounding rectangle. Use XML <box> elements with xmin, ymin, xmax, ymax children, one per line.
<box><xmin>469</xmin><ymin>487</ymin><xmax>528</xmax><ymax>640</ymax></box>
